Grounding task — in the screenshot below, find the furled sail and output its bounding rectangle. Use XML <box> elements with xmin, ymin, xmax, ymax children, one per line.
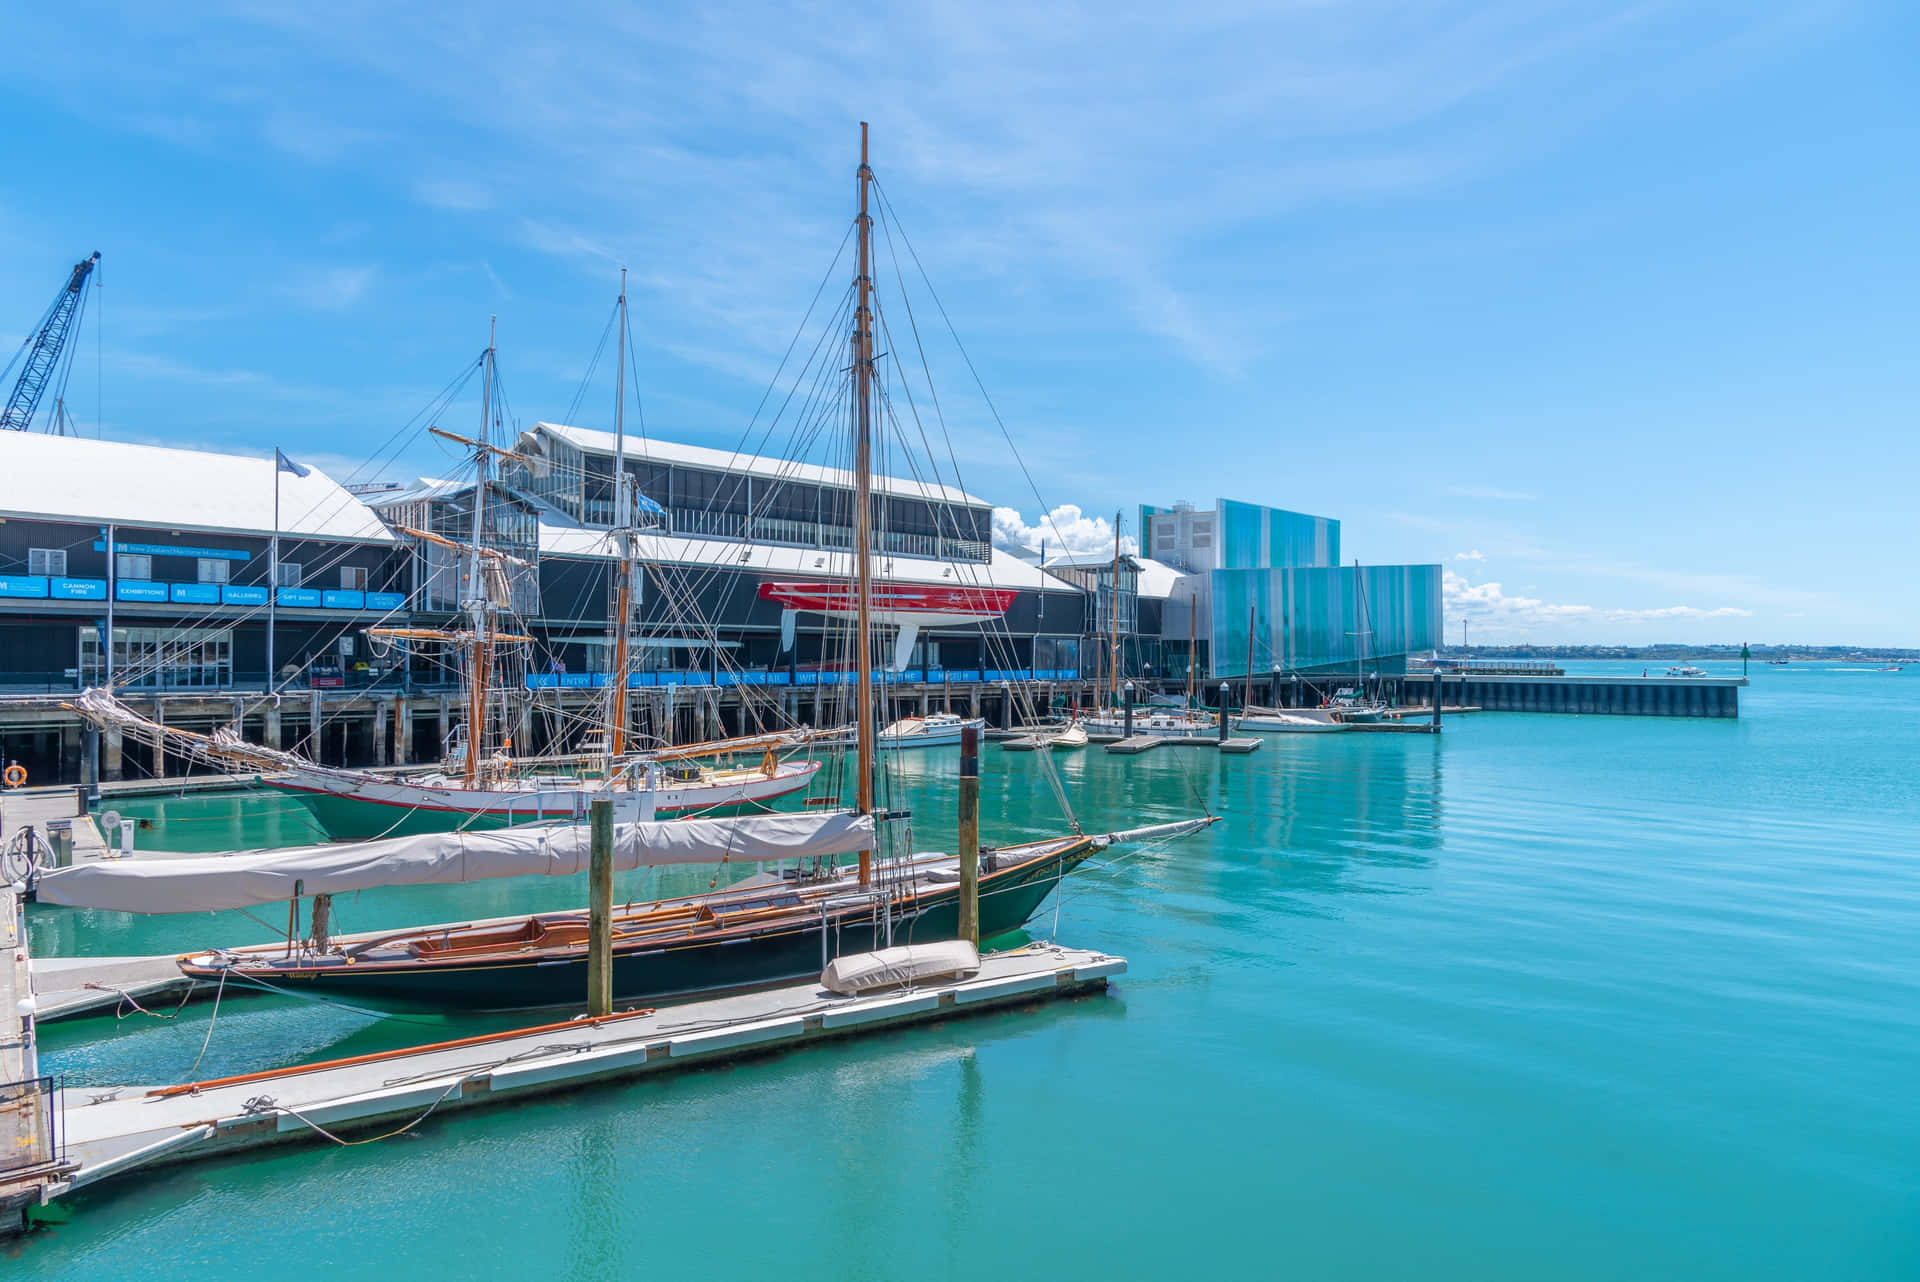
<box><xmin>34</xmin><ymin>811</ymin><xmax>874</xmax><ymax>914</ymax></box>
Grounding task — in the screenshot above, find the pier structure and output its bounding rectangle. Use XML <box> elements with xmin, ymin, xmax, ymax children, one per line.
<box><xmin>1391</xmin><ymin>672</ymin><xmax>1744</xmax><ymax>719</ymax></box>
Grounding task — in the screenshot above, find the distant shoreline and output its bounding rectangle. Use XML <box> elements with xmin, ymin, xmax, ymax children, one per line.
<box><xmin>1438</xmin><ymin>646</ymin><xmax>1916</xmax><ymax>662</ymax></box>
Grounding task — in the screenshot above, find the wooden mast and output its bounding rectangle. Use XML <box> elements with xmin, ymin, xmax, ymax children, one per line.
<box><xmin>853</xmin><ymin>122</ymin><xmax>877</xmax><ymax>888</ymax></box>
<box><xmin>608</xmin><ymin>270</ymin><xmax>634</xmax><ymax>763</ymax></box>
<box><xmin>464</xmin><ymin>317</ymin><xmax>496</xmax><ymax>786</ymax></box>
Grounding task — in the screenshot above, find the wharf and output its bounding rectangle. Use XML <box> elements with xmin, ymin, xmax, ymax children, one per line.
<box><xmin>1394</xmin><ymin>672</ymin><xmax>1746</xmax><ymax>719</ymax></box>
<box><xmin>39</xmin><ymin>943</ymin><xmax>1123</xmax><ymax>1220</ymax></box>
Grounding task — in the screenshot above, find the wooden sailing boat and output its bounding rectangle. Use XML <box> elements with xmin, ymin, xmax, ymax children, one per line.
<box><xmin>159</xmin><ymin>312</ymin><xmax>820</xmax><ymax>838</ymax></box>
<box><xmin>44</xmin><ymin>125</ymin><xmax>1207</xmax><ymax>1014</ymax></box>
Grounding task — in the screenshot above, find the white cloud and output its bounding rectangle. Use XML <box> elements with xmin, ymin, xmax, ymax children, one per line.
<box><xmin>993</xmin><ymin>504</ymin><xmax>1136</xmax><ymax>558</ymax></box>
<box><xmin>1444</xmin><ymin>568</ymin><xmax>1755</xmax><ymax>636</ymax></box>
<box><xmin>1454</xmin><ymin>549</ymin><xmax>1484</xmax><ymax>561</ymax></box>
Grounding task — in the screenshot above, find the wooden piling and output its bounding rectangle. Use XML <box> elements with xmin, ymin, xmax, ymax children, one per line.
<box><xmin>958</xmin><ymin>724</ymin><xmax>980</xmax><ymax>947</ymax></box>
<box><xmin>587</xmin><ymin>798</ymin><xmax>613</xmax><ymax>1017</ymax></box>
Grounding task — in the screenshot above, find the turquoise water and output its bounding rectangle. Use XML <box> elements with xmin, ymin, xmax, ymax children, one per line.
<box><xmin>14</xmin><ymin>663</ymin><xmax>1920</xmax><ymax>1278</ymax></box>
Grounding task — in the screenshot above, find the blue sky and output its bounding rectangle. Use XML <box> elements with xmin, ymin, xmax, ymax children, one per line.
<box><xmin>2</xmin><ymin>2</ymin><xmax>1914</xmax><ymax>644</ymax></box>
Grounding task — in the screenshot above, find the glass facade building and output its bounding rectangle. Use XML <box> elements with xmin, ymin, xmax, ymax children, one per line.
<box><xmin>1142</xmin><ymin>497</ymin><xmax>1440</xmax><ymax>679</ymax></box>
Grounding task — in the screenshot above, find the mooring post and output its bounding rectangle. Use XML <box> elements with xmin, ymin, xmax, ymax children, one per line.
<box><xmin>1218</xmin><ymin>683</ymin><xmax>1230</xmax><ymax>743</ymax></box>
<box><xmin>588</xmin><ymin>797</ymin><xmax>614</xmax><ymax>1017</ymax></box>
<box><xmin>958</xmin><ymin>724</ymin><xmax>980</xmax><ymax>947</ymax></box>
<box><xmin>1123</xmin><ymin>680</ymin><xmax>1135</xmax><ymax>738</ymax></box>
<box><xmin>1432</xmin><ymin>670</ymin><xmax>1444</xmax><ymax>729</ymax></box>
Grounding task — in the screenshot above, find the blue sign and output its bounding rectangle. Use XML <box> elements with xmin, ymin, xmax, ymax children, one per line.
<box><xmin>221</xmin><ymin>585</ymin><xmax>270</xmax><ymax>606</ymax></box>
<box><xmin>170</xmin><ymin>583</ymin><xmax>221</xmax><ymax>605</ymax></box>
<box><xmin>93</xmin><ymin>540</ymin><xmax>251</xmax><ymax>561</ymax></box>
<box><xmin>115</xmin><ymin>580</ymin><xmax>169</xmax><ymax>603</ymax></box>
<box><xmin>366</xmin><ymin>591</ymin><xmax>407</xmax><ymax>611</ymax></box>
<box><xmin>51</xmin><ymin>578</ymin><xmax>107</xmax><ymax>600</ymax></box>
<box><xmin>0</xmin><ymin>575</ymin><xmax>49</xmax><ymax>599</ymax></box>
<box><xmin>322</xmin><ymin>590</ymin><xmax>366</xmax><ymax>610</ymax></box>
<box><xmin>276</xmin><ymin>587</ymin><xmax>322</xmax><ymax>608</ymax></box>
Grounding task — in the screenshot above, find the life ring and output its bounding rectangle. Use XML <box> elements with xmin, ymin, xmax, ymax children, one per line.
<box><xmin>761</xmin><ymin>747</ymin><xmax>778</xmax><ymax>778</ymax></box>
<box><xmin>2</xmin><ymin>764</ymin><xmax>26</xmax><ymax>788</ymax></box>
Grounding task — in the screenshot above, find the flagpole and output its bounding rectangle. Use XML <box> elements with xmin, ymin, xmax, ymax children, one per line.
<box><xmin>269</xmin><ymin>450</ymin><xmax>279</xmax><ymax>692</ymax></box>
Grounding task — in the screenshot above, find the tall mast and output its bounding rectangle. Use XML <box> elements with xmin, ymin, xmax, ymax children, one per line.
<box><xmin>465</xmin><ymin>317</ymin><xmax>497</xmax><ymax>785</ymax></box>
<box><xmin>608</xmin><ymin>270</ymin><xmax>633</xmax><ymax>762</ymax></box>
<box><xmin>1187</xmin><ymin>590</ymin><xmax>1195</xmax><ymax>707</ymax></box>
<box><xmin>853</xmin><ymin>122</ymin><xmax>877</xmax><ymax>888</ymax></box>
<box><xmin>1246</xmin><ymin>603</ymin><xmax>1255</xmax><ymax>714</ymax></box>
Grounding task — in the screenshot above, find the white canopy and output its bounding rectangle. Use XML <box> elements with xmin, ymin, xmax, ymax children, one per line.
<box><xmin>34</xmin><ymin>812</ymin><xmax>873</xmax><ymax>914</ymax></box>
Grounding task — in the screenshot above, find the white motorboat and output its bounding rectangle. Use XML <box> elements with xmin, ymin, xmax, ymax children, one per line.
<box><xmin>876</xmin><ymin>712</ymin><xmax>985</xmax><ymax>748</ymax></box>
<box><xmin>1665</xmin><ymin>665</ymin><xmax>1709</xmax><ymax>678</ymax></box>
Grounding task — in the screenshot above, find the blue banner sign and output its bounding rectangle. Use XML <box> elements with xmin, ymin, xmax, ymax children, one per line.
<box><xmin>51</xmin><ymin>578</ymin><xmax>107</xmax><ymax>600</ymax></box>
<box><xmin>322</xmin><ymin>590</ymin><xmax>366</xmax><ymax>610</ymax></box>
<box><xmin>170</xmin><ymin>583</ymin><xmax>221</xmax><ymax>605</ymax></box>
<box><xmin>0</xmin><ymin>575</ymin><xmax>49</xmax><ymax>599</ymax></box>
<box><xmin>115</xmin><ymin>580</ymin><xmax>170</xmax><ymax>602</ymax></box>
<box><xmin>366</xmin><ymin>591</ymin><xmax>406</xmax><ymax>611</ymax></box>
<box><xmin>93</xmin><ymin>541</ymin><xmax>251</xmax><ymax>561</ymax></box>
<box><xmin>221</xmin><ymin>585</ymin><xmax>270</xmax><ymax>606</ymax></box>
<box><xmin>276</xmin><ymin>587</ymin><xmax>322</xmax><ymax>608</ymax></box>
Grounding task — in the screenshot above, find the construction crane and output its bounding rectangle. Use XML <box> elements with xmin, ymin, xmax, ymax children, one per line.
<box><xmin>1</xmin><ymin>251</ymin><xmax>100</xmax><ymax>432</ymax></box>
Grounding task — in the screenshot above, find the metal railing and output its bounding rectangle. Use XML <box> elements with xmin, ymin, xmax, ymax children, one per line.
<box><xmin>0</xmin><ymin>1075</ymin><xmax>60</xmax><ymax>1177</ymax></box>
<box><xmin>665</xmin><ymin>508</ymin><xmax>991</xmax><ymax>564</ymax></box>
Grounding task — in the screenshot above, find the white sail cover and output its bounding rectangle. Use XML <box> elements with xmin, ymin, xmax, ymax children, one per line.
<box><xmin>34</xmin><ymin>812</ymin><xmax>874</xmax><ymax>914</ymax></box>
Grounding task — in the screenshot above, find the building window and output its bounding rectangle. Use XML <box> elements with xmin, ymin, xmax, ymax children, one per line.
<box><xmin>117</xmin><ymin>553</ymin><xmax>152</xmax><ymax>580</ymax></box>
<box><xmin>28</xmin><ymin>548</ymin><xmax>66</xmax><ymax>576</ymax></box>
<box><xmin>79</xmin><ymin>626</ymin><xmax>233</xmax><ymax>690</ymax></box>
<box><xmin>197</xmin><ymin>558</ymin><xmax>229</xmax><ymax>584</ymax></box>
<box><xmin>276</xmin><ymin>561</ymin><xmax>302</xmax><ymax>588</ymax></box>
<box><xmin>341</xmin><ymin>565</ymin><xmax>368</xmax><ymax>591</ymax></box>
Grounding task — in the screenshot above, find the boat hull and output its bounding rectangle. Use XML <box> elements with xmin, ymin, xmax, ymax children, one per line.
<box><xmin>180</xmin><ymin>841</ymin><xmax>1092</xmax><ymax>1013</ymax></box>
<box><xmin>268</xmin><ymin>761</ymin><xmax>822</xmax><ymax>841</ymax></box>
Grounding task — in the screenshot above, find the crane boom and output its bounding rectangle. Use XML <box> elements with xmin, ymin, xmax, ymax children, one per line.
<box><xmin>1</xmin><ymin>251</ymin><xmax>99</xmax><ymax>432</ymax></box>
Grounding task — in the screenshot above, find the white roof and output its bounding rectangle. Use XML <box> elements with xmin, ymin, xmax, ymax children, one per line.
<box><xmin>1133</xmin><ymin>557</ymin><xmax>1185</xmax><ymax>599</ymax></box>
<box><xmin>0</xmin><ymin>433</ymin><xmax>394</xmax><ymax>544</ymax></box>
<box><xmin>538</xmin><ymin>519</ymin><xmax>1080</xmax><ymax>594</ymax></box>
<box><xmin>1041</xmin><ymin>551</ymin><xmax>1183</xmax><ymax>598</ymax></box>
<box><xmin>535</xmin><ymin>422</ymin><xmax>990</xmax><ymax>509</ymax></box>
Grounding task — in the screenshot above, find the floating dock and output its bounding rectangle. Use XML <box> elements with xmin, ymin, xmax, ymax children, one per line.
<box><xmin>40</xmin><ymin>944</ymin><xmax>1122</xmax><ymax>1221</ymax></box>
<box><xmin>1103</xmin><ymin>735</ymin><xmax>1261</xmax><ymax>755</ymax></box>
<box><xmin>0</xmin><ymin>884</ymin><xmax>1124</xmax><ymax>1233</ymax></box>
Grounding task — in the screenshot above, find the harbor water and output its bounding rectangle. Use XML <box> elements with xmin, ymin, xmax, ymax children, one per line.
<box><xmin>16</xmin><ymin>663</ymin><xmax>1920</xmax><ymax>1278</ymax></box>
